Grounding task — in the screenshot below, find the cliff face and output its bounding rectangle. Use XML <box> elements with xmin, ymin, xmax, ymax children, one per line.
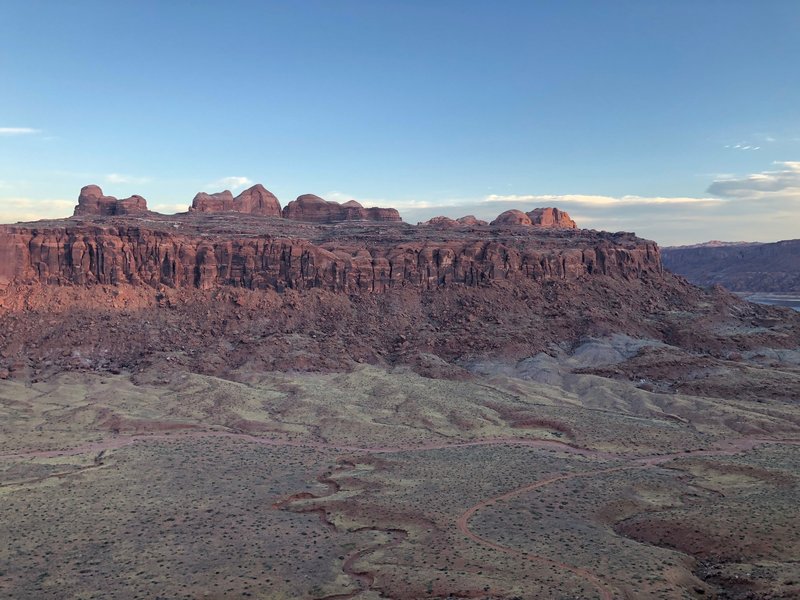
<box><xmin>663</xmin><ymin>240</ymin><xmax>800</xmax><ymax>292</ymax></box>
<box><xmin>0</xmin><ymin>222</ymin><xmax>661</xmax><ymax>292</ymax></box>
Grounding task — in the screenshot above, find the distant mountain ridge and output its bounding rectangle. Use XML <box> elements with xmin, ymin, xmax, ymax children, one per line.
<box><xmin>665</xmin><ymin>240</ymin><xmax>760</xmax><ymax>250</ymax></box>
<box><xmin>662</xmin><ymin>239</ymin><xmax>800</xmax><ymax>292</ymax></box>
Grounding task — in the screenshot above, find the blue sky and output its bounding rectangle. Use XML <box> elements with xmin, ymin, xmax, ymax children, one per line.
<box><xmin>1</xmin><ymin>0</ymin><xmax>799</xmax><ymax>244</ymax></box>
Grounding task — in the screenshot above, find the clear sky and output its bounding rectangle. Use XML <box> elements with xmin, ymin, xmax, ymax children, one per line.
<box><xmin>1</xmin><ymin>0</ymin><xmax>799</xmax><ymax>245</ymax></box>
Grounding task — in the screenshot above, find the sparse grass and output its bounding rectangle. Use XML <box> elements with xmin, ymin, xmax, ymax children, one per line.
<box><xmin>0</xmin><ymin>363</ymin><xmax>798</xmax><ymax>598</ymax></box>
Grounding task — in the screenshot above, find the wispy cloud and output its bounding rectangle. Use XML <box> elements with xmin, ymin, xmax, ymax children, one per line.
<box><xmin>205</xmin><ymin>176</ymin><xmax>253</xmax><ymax>191</ymax></box>
<box><xmin>484</xmin><ymin>193</ymin><xmax>721</xmax><ymax>206</ymax></box>
<box><xmin>724</xmin><ymin>143</ymin><xmax>760</xmax><ymax>151</ymax></box>
<box><xmin>0</xmin><ymin>127</ymin><xmax>40</xmax><ymax>136</ymax></box>
<box><xmin>105</xmin><ymin>173</ymin><xmax>151</xmax><ymax>185</ymax></box>
<box><xmin>0</xmin><ymin>198</ymin><xmax>73</xmax><ymax>223</ymax></box>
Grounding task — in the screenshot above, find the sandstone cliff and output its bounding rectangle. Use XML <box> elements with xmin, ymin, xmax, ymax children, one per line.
<box><xmin>4</xmin><ymin>199</ymin><xmax>797</xmax><ymax>381</ymax></box>
<box><xmin>0</xmin><ymin>219</ymin><xmax>660</xmax><ymax>292</ymax></box>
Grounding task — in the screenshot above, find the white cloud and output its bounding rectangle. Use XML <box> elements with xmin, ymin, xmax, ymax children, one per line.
<box><xmin>0</xmin><ymin>198</ymin><xmax>74</xmax><ymax>223</ymax></box>
<box><xmin>726</xmin><ymin>142</ymin><xmax>760</xmax><ymax>151</ymax></box>
<box><xmin>206</xmin><ymin>176</ymin><xmax>253</xmax><ymax>191</ymax></box>
<box><xmin>399</xmin><ymin>161</ymin><xmax>800</xmax><ymax>244</ymax></box>
<box><xmin>105</xmin><ymin>173</ymin><xmax>151</xmax><ymax>185</ymax></box>
<box><xmin>0</xmin><ymin>127</ymin><xmax>40</xmax><ymax>136</ymax></box>
<box><xmin>484</xmin><ymin>193</ymin><xmax>721</xmax><ymax>206</ymax></box>
<box><xmin>707</xmin><ymin>161</ymin><xmax>800</xmax><ymax>199</ymax></box>
<box><xmin>151</xmin><ymin>203</ymin><xmax>188</xmax><ymax>215</ymax></box>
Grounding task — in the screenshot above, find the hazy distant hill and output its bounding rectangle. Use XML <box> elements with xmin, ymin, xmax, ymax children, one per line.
<box><xmin>662</xmin><ymin>239</ymin><xmax>800</xmax><ymax>292</ymax></box>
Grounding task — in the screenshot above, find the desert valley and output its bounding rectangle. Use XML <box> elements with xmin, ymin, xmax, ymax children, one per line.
<box><xmin>1</xmin><ymin>184</ymin><xmax>799</xmax><ymax>600</ymax></box>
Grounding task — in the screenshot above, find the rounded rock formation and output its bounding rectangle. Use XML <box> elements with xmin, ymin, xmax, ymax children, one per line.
<box><xmin>73</xmin><ymin>185</ymin><xmax>148</xmax><ymax>216</ymax></box>
<box><xmin>282</xmin><ymin>195</ymin><xmax>402</xmax><ymax>223</ymax></box>
<box><xmin>190</xmin><ymin>190</ymin><xmax>236</xmax><ymax>213</ymax></box>
<box><xmin>527</xmin><ymin>207</ymin><xmax>576</xmax><ymax>229</ymax></box>
<box><xmin>491</xmin><ymin>209</ymin><xmax>533</xmax><ymax>226</ymax></box>
<box><xmin>116</xmin><ymin>195</ymin><xmax>148</xmax><ymax>215</ymax></box>
<box><xmin>232</xmin><ymin>184</ymin><xmax>282</xmax><ymax>217</ymax></box>
<box><xmin>456</xmin><ymin>215</ymin><xmax>488</xmax><ymax>226</ymax></box>
<box><xmin>419</xmin><ymin>216</ymin><xmax>459</xmax><ymax>227</ymax></box>
<box><xmin>491</xmin><ymin>207</ymin><xmax>577</xmax><ymax>229</ymax></box>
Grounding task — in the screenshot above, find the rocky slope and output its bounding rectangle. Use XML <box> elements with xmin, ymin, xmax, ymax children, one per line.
<box><xmin>663</xmin><ymin>239</ymin><xmax>800</xmax><ymax>292</ymax></box>
<box><xmin>1</xmin><ymin>186</ymin><xmax>798</xmax><ymax>379</ymax></box>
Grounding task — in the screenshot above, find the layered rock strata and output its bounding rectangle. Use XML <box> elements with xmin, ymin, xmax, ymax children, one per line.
<box><xmin>0</xmin><ymin>222</ymin><xmax>660</xmax><ymax>292</ymax></box>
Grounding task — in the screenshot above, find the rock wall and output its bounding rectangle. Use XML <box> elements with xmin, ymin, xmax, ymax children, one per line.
<box><xmin>0</xmin><ymin>224</ymin><xmax>661</xmax><ymax>292</ymax></box>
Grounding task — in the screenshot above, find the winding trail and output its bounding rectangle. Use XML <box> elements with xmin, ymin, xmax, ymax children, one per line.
<box><xmin>272</xmin><ymin>459</ymin><xmax>410</xmax><ymax>600</ymax></box>
<box><xmin>2</xmin><ymin>428</ymin><xmax>798</xmax><ymax>599</ymax></box>
<box><xmin>456</xmin><ymin>465</ymin><xmax>638</xmax><ymax>600</ymax></box>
